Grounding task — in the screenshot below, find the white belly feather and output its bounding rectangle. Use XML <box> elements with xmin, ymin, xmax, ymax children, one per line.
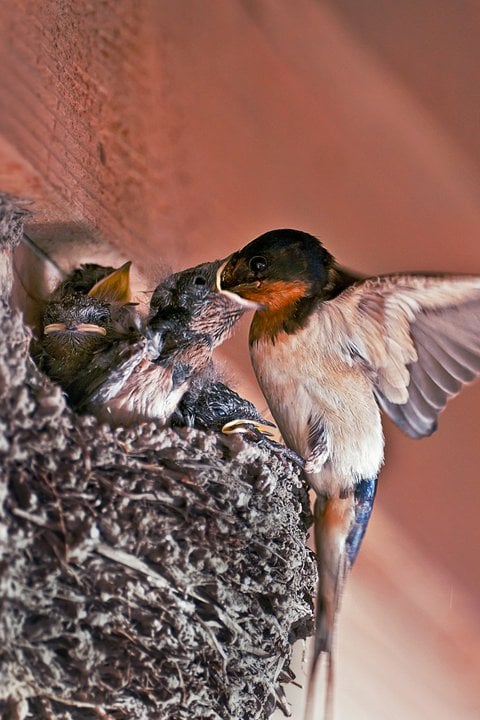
<box><xmin>251</xmin><ymin>311</ymin><xmax>384</xmax><ymax>495</ymax></box>
<box><xmin>98</xmin><ymin>361</ymin><xmax>187</xmax><ymax>427</ymax></box>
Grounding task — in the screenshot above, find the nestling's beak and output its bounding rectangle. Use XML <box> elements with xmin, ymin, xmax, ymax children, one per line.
<box><xmin>88</xmin><ymin>261</ymin><xmax>132</xmax><ymax>303</ymax></box>
<box><xmin>44</xmin><ymin>323</ymin><xmax>107</xmax><ymax>336</ymax></box>
<box><xmin>221</xmin><ymin>417</ymin><xmax>276</xmax><ymax>435</ymax></box>
<box><xmin>215</xmin><ymin>259</ymin><xmax>265</xmax><ymax>310</ymax></box>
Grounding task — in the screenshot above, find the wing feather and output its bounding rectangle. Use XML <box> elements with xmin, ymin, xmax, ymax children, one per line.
<box><xmin>413</xmin><ymin>334</ymin><xmax>462</xmax><ymax>395</ymax></box>
<box><xmin>337</xmin><ymin>274</ymin><xmax>480</xmax><ymax>438</ymax></box>
<box><xmin>414</xmin><ymin>325</ymin><xmax>475</xmax><ymax>386</ymax></box>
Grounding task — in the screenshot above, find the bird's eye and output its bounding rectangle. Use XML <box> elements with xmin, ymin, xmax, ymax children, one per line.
<box><xmin>194</xmin><ymin>275</ymin><xmax>206</xmax><ymax>286</ymax></box>
<box><xmin>209</xmin><ymin>402</ymin><xmax>227</xmax><ymax>416</ymax></box>
<box><xmin>249</xmin><ymin>256</ymin><xmax>267</xmax><ymax>273</ymax></box>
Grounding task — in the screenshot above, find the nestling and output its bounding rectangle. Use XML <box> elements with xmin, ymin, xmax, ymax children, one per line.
<box><xmin>173</xmin><ymin>377</ymin><xmax>273</xmax><ymax>433</ymax></box>
<box><xmin>37</xmin><ymin>261</ymin><xmax>138</xmax><ymax>394</ymax></box>
<box><xmin>72</xmin><ymin>259</ymin><xmax>258</xmax><ymax>426</ymax></box>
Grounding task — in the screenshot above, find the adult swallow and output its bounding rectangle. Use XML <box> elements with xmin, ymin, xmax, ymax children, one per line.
<box><xmin>218</xmin><ymin>228</ymin><xmax>480</xmax><ymax>718</ymax></box>
<box><xmin>73</xmin><ymin>260</ymin><xmax>257</xmax><ymax>427</ymax></box>
<box><xmin>38</xmin><ymin>262</ymin><xmax>137</xmax><ymax>392</ymax></box>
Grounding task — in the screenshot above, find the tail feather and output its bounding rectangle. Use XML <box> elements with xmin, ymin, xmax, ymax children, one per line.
<box><xmin>304</xmin><ymin>480</ymin><xmax>377</xmax><ymax>720</ymax></box>
<box><xmin>303</xmin><ymin>649</ymin><xmax>333</xmax><ymax>720</ymax></box>
<box><xmin>303</xmin><ymin>566</ymin><xmax>342</xmax><ymax>720</ymax></box>
<box><xmin>304</xmin><ymin>495</ymin><xmax>351</xmax><ymax>720</ymax></box>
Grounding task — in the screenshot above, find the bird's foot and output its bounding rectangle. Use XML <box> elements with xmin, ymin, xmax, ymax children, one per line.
<box><xmin>223</xmin><ymin>421</ymin><xmax>305</xmax><ymax>469</ymax></box>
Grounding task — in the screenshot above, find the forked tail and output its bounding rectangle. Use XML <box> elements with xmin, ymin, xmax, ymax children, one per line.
<box><xmin>303</xmin><ymin>494</ymin><xmax>350</xmax><ymax>720</ymax></box>
<box><xmin>303</xmin><ymin>479</ymin><xmax>377</xmax><ymax>720</ymax></box>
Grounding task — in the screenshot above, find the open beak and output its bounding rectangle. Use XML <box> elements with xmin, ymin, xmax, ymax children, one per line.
<box><xmin>221</xmin><ymin>418</ymin><xmax>276</xmax><ymax>435</ymax></box>
<box><xmin>44</xmin><ymin>323</ymin><xmax>107</xmax><ymax>336</ymax></box>
<box><xmin>215</xmin><ymin>260</ymin><xmax>265</xmax><ymax>310</ymax></box>
<box><xmin>87</xmin><ymin>261</ymin><xmax>132</xmax><ymax>303</ymax></box>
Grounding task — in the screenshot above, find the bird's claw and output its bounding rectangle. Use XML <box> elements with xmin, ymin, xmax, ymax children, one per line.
<box><xmin>224</xmin><ymin>422</ymin><xmax>305</xmax><ymax>469</ymax></box>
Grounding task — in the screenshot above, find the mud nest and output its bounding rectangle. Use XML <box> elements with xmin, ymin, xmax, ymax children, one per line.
<box><xmin>0</xmin><ymin>194</ymin><xmax>315</xmax><ymax>720</ymax></box>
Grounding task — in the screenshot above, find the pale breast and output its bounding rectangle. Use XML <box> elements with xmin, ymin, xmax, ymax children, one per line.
<box><xmin>250</xmin><ymin>309</ymin><xmax>384</xmax><ymax>493</ymax></box>
<box><xmin>92</xmin><ymin>360</ymin><xmax>188</xmax><ymax>427</ymax></box>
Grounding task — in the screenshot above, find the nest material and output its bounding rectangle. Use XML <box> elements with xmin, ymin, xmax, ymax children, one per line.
<box><xmin>0</xmin><ymin>194</ymin><xmax>315</xmax><ymax>720</ymax></box>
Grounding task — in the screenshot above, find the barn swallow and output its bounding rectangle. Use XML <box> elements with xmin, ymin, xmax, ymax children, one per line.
<box><xmin>172</xmin><ymin>375</ymin><xmax>279</xmax><ymax>438</ymax></box>
<box><xmin>149</xmin><ymin>259</ymin><xmax>258</xmax><ymax>345</ymax></box>
<box><xmin>72</xmin><ymin>260</ymin><xmax>257</xmax><ymax>427</ymax></box>
<box><xmin>218</xmin><ymin>228</ymin><xmax>480</xmax><ymax>718</ymax></box>
<box><xmin>38</xmin><ymin>262</ymin><xmax>138</xmax><ymax>392</ymax></box>
<box><xmin>157</xmin><ymin>266</ymin><xmax>285</xmax><ymax>443</ymax></box>
<box><xmin>173</xmin><ymin>376</ymin><xmax>307</xmax><ymax>466</ymax></box>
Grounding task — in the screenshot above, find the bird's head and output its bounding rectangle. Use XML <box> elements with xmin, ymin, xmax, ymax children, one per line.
<box><xmin>218</xmin><ymin>229</ymin><xmax>334</xmax><ymax>313</ymax></box>
<box><xmin>43</xmin><ymin>261</ymin><xmax>133</xmax><ymax>340</ymax></box>
<box><xmin>150</xmin><ymin>260</ymin><xmax>262</xmax><ymax>349</ymax></box>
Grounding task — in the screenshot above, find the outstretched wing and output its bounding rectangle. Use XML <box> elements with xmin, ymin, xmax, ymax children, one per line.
<box><xmin>336</xmin><ymin>274</ymin><xmax>480</xmax><ymax>438</ymax></box>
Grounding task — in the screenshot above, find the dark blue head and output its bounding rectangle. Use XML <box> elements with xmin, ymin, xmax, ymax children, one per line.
<box><xmin>220</xmin><ymin>229</ymin><xmax>333</xmax><ymax>310</ymax></box>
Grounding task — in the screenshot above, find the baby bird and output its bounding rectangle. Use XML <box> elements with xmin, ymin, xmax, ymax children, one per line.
<box><xmin>218</xmin><ymin>228</ymin><xmax>480</xmax><ymax>718</ymax></box>
<box><xmin>173</xmin><ymin>375</ymin><xmax>273</xmax><ymax>432</ymax></box>
<box><xmin>38</xmin><ymin>261</ymin><xmax>137</xmax><ymax>393</ymax></box>
<box><xmin>72</xmin><ymin>260</ymin><xmax>257</xmax><ymax>427</ymax></box>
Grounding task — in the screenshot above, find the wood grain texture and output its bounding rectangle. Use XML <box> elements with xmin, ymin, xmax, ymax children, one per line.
<box><xmin>0</xmin><ymin>1</ymin><xmax>164</xmax><ymax>253</ymax></box>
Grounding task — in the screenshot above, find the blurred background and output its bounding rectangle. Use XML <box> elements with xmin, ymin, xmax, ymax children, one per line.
<box><xmin>1</xmin><ymin>2</ymin><xmax>479</xmax><ymax>718</ymax></box>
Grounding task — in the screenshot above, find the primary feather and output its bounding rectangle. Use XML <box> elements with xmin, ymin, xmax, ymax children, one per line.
<box><xmin>338</xmin><ymin>274</ymin><xmax>480</xmax><ymax>438</ymax></box>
